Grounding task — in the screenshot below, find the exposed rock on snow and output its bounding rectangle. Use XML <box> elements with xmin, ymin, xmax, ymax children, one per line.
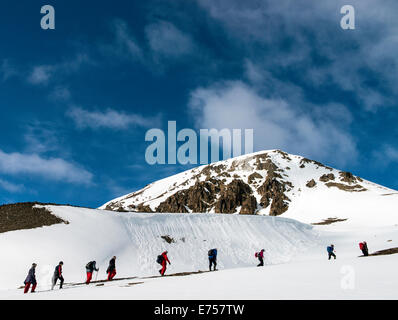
<box><xmin>325</xmin><ymin>182</ymin><xmax>367</xmax><ymax>192</ymax></box>
<box><xmin>319</xmin><ymin>173</ymin><xmax>335</xmax><ymax>182</ymax></box>
<box><xmin>306</xmin><ymin>179</ymin><xmax>316</xmax><ymax>188</ymax></box>
<box><xmin>0</xmin><ymin>202</ymin><xmax>68</xmax><ymax>234</ymax></box>
<box><xmin>311</xmin><ymin>217</ymin><xmax>348</xmax><ymax>225</ymax></box>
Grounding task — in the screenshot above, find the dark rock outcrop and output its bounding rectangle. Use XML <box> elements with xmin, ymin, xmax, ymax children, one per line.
<box><xmin>339</xmin><ymin>171</ymin><xmax>362</xmax><ymax>184</ymax></box>
<box><xmin>135</xmin><ymin>204</ymin><xmax>153</xmax><ymax>213</ymax></box>
<box><xmin>214</xmin><ymin>180</ymin><xmax>257</xmax><ymax>214</ymax></box>
<box><xmin>257</xmin><ymin>174</ymin><xmax>290</xmax><ymax>216</ymax></box>
<box><xmin>319</xmin><ymin>174</ymin><xmax>335</xmax><ymax>182</ymax></box>
<box><xmin>157</xmin><ymin>179</ymin><xmax>221</xmax><ymax>213</ymax></box>
<box><xmin>306</xmin><ymin>179</ymin><xmax>316</xmax><ymax>188</ymax></box>
<box><xmin>248</xmin><ymin>172</ymin><xmax>263</xmax><ymax>184</ymax></box>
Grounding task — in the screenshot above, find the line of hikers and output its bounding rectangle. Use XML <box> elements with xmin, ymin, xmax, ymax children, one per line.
<box><xmin>23</xmin><ymin>251</ymin><xmax>172</xmax><ymax>293</ymax></box>
<box><xmin>23</xmin><ymin>242</ymin><xmax>369</xmax><ymax>293</ymax></box>
<box><xmin>23</xmin><ymin>249</ymin><xmax>219</xmax><ymax>294</ymax></box>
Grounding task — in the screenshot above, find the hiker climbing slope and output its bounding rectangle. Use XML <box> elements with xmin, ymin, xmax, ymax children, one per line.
<box><xmin>107</xmin><ymin>256</ymin><xmax>117</xmax><ymax>281</ymax></box>
<box><xmin>51</xmin><ymin>261</ymin><xmax>64</xmax><ymax>290</ymax></box>
<box><xmin>85</xmin><ymin>260</ymin><xmax>99</xmax><ymax>284</ymax></box>
<box><xmin>255</xmin><ymin>249</ymin><xmax>265</xmax><ymax>267</ymax></box>
<box><xmin>23</xmin><ymin>263</ymin><xmax>37</xmax><ymax>294</ymax></box>
<box><xmin>327</xmin><ymin>244</ymin><xmax>336</xmax><ymax>260</ymax></box>
<box><xmin>208</xmin><ymin>248</ymin><xmax>218</xmax><ymax>271</ymax></box>
<box><xmin>157</xmin><ymin>251</ymin><xmax>171</xmax><ymax>276</ymax></box>
<box><xmin>359</xmin><ymin>241</ymin><xmax>369</xmax><ymax>256</ymax></box>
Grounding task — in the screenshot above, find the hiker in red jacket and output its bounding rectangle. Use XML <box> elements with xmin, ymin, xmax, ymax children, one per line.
<box><xmin>256</xmin><ymin>249</ymin><xmax>265</xmax><ymax>267</ymax></box>
<box><xmin>159</xmin><ymin>251</ymin><xmax>171</xmax><ymax>276</ymax></box>
<box><xmin>51</xmin><ymin>261</ymin><xmax>64</xmax><ymax>290</ymax></box>
<box><xmin>359</xmin><ymin>241</ymin><xmax>369</xmax><ymax>256</ymax></box>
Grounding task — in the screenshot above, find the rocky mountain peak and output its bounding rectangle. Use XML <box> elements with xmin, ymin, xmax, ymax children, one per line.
<box><xmin>100</xmin><ymin>149</ymin><xmax>386</xmax><ymax>218</ymax></box>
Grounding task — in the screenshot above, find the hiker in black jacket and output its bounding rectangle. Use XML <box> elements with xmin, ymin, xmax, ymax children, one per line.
<box><xmin>106</xmin><ymin>256</ymin><xmax>116</xmax><ymax>281</ymax></box>
<box><xmin>51</xmin><ymin>261</ymin><xmax>64</xmax><ymax>290</ymax></box>
<box><xmin>85</xmin><ymin>261</ymin><xmax>99</xmax><ymax>284</ymax></box>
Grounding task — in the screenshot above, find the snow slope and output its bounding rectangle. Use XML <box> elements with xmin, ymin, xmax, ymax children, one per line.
<box><xmin>100</xmin><ymin>150</ymin><xmax>398</xmax><ymax>227</ymax></box>
<box><xmin>0</xmin><ymin>205</ymin><xmax>319</xmax><ymax>291</ymax></box>
<box><xmin>1</xmin><ymin>221</ymin><xmax>398</xmax><ymax>299</ymax></box>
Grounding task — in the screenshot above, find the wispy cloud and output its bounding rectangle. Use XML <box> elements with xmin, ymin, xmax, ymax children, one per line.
<box><xmin>27</xmin><ymin>53</ymin><xmax>93</xmax><ymax>86</ymax></box>
<box><xmin>48</xmin><ymin>86</ymin><xmax>72</xmax><ymax>102</ymax></box>
<box><xmin>66</xmin><ymin>106</ymin><xmax>160</xmax><ymax>130</ymax></box>
<box><xmin>0</xmin><ymin>59</ymin><xmax>18</xmax><ymax>81</ymax></box>
<box><xmin>145</xmin><ymin>21</ymin><xmax>195</xmax><ymax>59</ymax></box>
<box><xmin>0</xmin><ymin>178</ymin><xmax>24</xmax><ymax>193</ymax></box>
<box><xmin>0</xmin><ymin>149</ymin><xmax>93</xmax><ymax>185</ymax></box>
<box><xmin>101</xmin><ymin>19</ymin><xmax>143</xmax><ymax>62</ymax></box>
<box><xmin>373</xmin><ymin>145</ymin><xmax>398</xmax><ymax>168</ymax></box>
<box><xmin>23</xmin><ymin>122</ymin><xmax>60</xmax><ymax>154</ymax></box>
<box><xmin>102</xmin><ymin>18</ymin><xmax>202</xmax><ymax>72</ymax></box>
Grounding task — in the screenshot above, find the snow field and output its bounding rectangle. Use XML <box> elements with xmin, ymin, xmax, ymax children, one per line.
<box><xmin>0</xmin><ymin>205</ymin><xmax>320</xmax><ymax>291</ymax></box>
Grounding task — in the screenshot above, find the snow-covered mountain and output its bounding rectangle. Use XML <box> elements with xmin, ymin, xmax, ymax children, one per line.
<box><xmin>100</xmin><ymin>150</ymin><xmax>398</xmax><ymax>227</ymax></box>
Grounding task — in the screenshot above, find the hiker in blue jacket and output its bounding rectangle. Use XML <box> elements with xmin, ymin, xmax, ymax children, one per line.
<box><xmin>24</xmin><ymin>263</ymin><xmax>37</xmax><ymax>294</ymax></box>
<box><xmin>327</xmin><ymin>244</ymin><xmax>336</xmax><ymax>260</ymax></box>
<box><xmin>208</xmin><ymin>248</ymin><xmax>218</xmax><ymax>271</ymax></box>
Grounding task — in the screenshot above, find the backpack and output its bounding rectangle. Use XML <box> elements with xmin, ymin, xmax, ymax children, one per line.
<box><xmin>156</xmin><ymin>255</ymin><xmax>164</xmax><ymax>265</ymax></box>
<box><xmin>208</xmin><ymin>249</ymin><xmax>216</xmax><ymax>257</ymax></box>
<box><xmin>255</xmin><ymin>252</ymin><xmax>258</xmax><ymax>258</ymax></box>
<box><xmin>86</xmin><ymin>261</ymin><xmax>93</xmax><ymax>269</ymax></box>
<box><xmin>359</xmin><ymin>243</ymin><xmax>364</xmax><ymax>250</ymax></box>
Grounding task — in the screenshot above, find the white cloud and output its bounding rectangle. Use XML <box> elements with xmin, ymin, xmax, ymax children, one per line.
<box><xmin>189</xmin><ymin>81</ymin><xmax>357</xmax><ymax>164</ymax></box>
<box><xmin>27</xmin><ymin>65</ymin><xmax>54</xmax><ymax>85</ymax></box>
<box><xmin>145</xmin><ymin>21</ymin><xmax>195</xmax><ymax>59</ymax></box>
<box><xmin>66</xmin><ymin>106</ymin><xmax>159</xmax><ymax>130</ymax></box>
<box><xmin>0</xmin><ymin>149</ymin><xmax>93</xmax><ymax>185</ymax></box>
<box><xmin>0</xmin><ymin>178</ymin><xmax>24</xmax><ymax>193</ymax></box>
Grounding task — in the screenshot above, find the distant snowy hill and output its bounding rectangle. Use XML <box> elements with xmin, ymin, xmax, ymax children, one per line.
<box><xmin>100</xmin><ymin>150</ymin><xmax>398</xmax><ymax>227</ymax></box>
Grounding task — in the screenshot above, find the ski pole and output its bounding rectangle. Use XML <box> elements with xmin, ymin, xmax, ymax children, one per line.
<box><xmin>95</xmin><ymin>270</ymin><xmax>99</xmax><ymax>281</ymax></box>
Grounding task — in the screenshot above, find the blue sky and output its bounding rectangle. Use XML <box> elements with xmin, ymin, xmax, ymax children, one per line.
<box><xmin>1</xmin><ymin>0</ymin><xmax>398</xmax><ymax>208</ymax></box>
